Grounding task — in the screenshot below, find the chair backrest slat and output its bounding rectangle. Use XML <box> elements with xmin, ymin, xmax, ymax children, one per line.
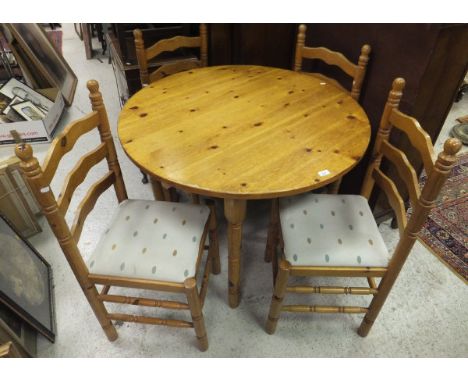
<box><xmin>301</xmin><ymin>46</ymin><xmax>357</xmax><ymax>77</ymax></box>
<box><xmin>146</xmin><ymin>35</ymin><xmax>202</xmax><ymax>61</ymax></box>
<box><xmin>294</xmin><ymin>24</ymin><xmax>371</xmax><ymax>101</ymax></box>
<box><xmin>41</xmin><ymin>111</ymin><xmax>100</xmax><ymax>186</ymax></box>
<box><xmin>372</xmin><ymin>168</ymin><xmax>407</xmax><ymax>236</ymax></box>
<box><xmin>57</xmin><ymin>142</ymin><xmax>108</xmax><ymax>215</ymax></box>
<box><xmin>388</xmin><ymin>109</ymin><xmax>435</xmax><ymax>174</ymax></box>
<box><xmin>71</xmin><ymin>170</ymin><xmax>116</xmax><ymax>243</ymax></box>
<box><xmin>380</xmin><ymin>139</ymin><xmax>420</xmax><ymax>208</ymax></box>
<box><xmin>134</xmin><ymin>24</ymin><xmax>208</xmax><ymax>87</ymax></box>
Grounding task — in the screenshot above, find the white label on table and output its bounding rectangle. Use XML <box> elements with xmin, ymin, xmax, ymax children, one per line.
<box><xmin>318</xmin><ymin>169</ymin><xmax>331</xmax><ymax>177</ymax></box>
<box><xmin>40</xmin><ymin>186</ymin><xmax>50</xmax><ymax>193</ymax></box>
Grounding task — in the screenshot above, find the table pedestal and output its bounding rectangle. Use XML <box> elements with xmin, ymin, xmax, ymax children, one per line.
<box><xmin>224</xmin><ymin>199</ymin><xmax>247</xmax><ymax>308</ymax></box>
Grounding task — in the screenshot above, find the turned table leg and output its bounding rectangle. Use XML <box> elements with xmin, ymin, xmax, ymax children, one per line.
<box><xmin>224</xmin><ymin>198</ymin><xmax>247</xmax><ymax>308</ymax></box>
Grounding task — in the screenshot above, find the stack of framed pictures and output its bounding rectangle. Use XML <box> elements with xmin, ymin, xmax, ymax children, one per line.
<box><xmin>0</xmin><ymin>215</ymin><xmax>55</xmax><ymax>355</ymax></box>
<box><xmin>0</xmin><ymin>77</ymin><xmax>54</xmax><ymax>123</ymax></box>
<box><xmin>0</xmin><ymin>23</ymin><xmax>77</xmax><ymax>145</ymax></box>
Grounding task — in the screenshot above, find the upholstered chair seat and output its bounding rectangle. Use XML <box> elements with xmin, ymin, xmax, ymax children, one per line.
<box><xmin>280</xmin><ymin>194</ymin><xmax>389</xmax><ymax>268</ymax></box>
<box><xmin>88</xmin><ymin>200</ymin><xmax>210</xmax><ymax>283</ymax></box>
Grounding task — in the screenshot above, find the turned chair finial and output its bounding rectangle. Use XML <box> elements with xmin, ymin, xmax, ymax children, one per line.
<box><xmin>86</xmin><ymin>79</ymin><xmax>100</xmax><ymax>94</ymax></box>
<box><xmin>392</xmin><ymin>77</ymin><xmax>406</xmax><ymax>92</ymax></box>
<box><xmin>443</xmin><ymin>137</ymin><xmax>462</xmax><ymax>156</ymax></box>
<box><xmin>133</xmin><ymin>28</ymin><xmax>143</xmax><ymax>41</ymax></box>
<box><xmin>361</xmin><ymin>44</ymin><xmax>371</xmax><ymax>56</ymax></box>
<box><xmin>87</xmin><ymin>79</ymin><xmax>104</xmax><ymax>110</ymax></box>
<box><xmin>15</xmin><ymin>142</ymin><xmax>33</xmax><ymax>162</ymax></box>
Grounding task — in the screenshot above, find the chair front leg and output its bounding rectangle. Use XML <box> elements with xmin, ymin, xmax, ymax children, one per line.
<box><xmin>266</xmin><ymin>259</ymin><xmax>291</xmax><ymax>334</ymax></box>
<box><xmin>86</xmin><ymin>282</ymin><xmax>118</xmax><ymax>341</ymax></box>
<box><xmin>184</xmin><ymin>278</ymin><xmax>208</xmax><ymax>351</ymax></box>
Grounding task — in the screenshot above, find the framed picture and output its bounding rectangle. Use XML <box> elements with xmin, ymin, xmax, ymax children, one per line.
<box><xmin>5</xmin><ymin>23</ymin><xmax>77</xmax><ymax>106</ymax></box>
<box><xmin>0</xmin><ymin>93</ymin><xmax>10</xmax><ymax>113</ymax></box>
<box><xmin>12</xmin><ymin>101</ymin><xmax>46</xmax><ymax>121</ymax></box>
<box><xmin>0</xmin><ymin>77</ymin><xmax>53</xmax><ymax>113</ymax></box>
<box><xmin>0</xmin><ymin>215</ymin><xmax>55</xmax><ymax>342</ymax></box>
<box><xmin>0</xmin><ymin>115</ymin><xmax>11</xmax><ymax>123</ymax></box>
<box><xmin>4</xmin><ymin>107</ymin><xmax>25</xmax><ymax>122</ymax></box>
<box><xmin>1</xmin><ymin>95</ymin><xmax>23</xmax><ymax>115</ymax></box>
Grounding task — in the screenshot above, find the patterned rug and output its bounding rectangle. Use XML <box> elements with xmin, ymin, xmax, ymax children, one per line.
<box><xmin>418</xmin><ymin>152</ymin><xmax>467</xmax><ymax>283</ymax></box>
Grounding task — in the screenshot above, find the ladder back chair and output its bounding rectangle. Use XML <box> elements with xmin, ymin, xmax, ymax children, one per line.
<box><xmin>264</xmin><ymin>24</ymin><xmax>371</xmax><ymax>264</ymax></box>
<box><xmin>15</xmin><ymin>80</ymin><xmax>220</xmax><ymax>351</ymax></box>
<box><xmin>294</xmin><ymin>23</ymin><xmax>371</xmax><ymax>194</ymax></box>
<box><xmin>133</xmin><ymin>24</ymin><xmax>208</xmax><ymax>203</ymax></box>
<box><xmin>265</xmin><ymin>78</ymin><xmax>461</xmax><ymax>337</ymax></box>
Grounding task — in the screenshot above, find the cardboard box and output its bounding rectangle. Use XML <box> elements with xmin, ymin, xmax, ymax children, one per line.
<box><xmin>0</xmin><ymin>87</ymin><xmax>64</xmax><ymax>146</ymax></box>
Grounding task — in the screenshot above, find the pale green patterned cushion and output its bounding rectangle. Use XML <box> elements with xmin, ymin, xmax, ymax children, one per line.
<box><xmin>280</xmin><ymin>194</ymin><xmax>389</xmax><ymax>267</ymax></box>
<box><xmin>87</xmin><ymin>199</ymin><xmax>210</xmax><ymax>283</ymax></box>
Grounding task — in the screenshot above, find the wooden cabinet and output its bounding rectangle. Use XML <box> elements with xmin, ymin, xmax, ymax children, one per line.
<box><xmin>209</xmin><ymin>24</ymin><xmax>297</xmax><ymax>69</ymax></box>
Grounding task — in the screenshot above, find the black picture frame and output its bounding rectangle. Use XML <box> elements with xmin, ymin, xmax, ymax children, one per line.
<box><xmin>0</xmin><ymin>214</ymin><xmax>55</xmax><ymax>342</ymax></box>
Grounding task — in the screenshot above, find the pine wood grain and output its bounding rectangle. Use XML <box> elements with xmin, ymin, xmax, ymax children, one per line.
<box><xmin>118</xmin><ymin>65</ymin><xmax>371</xmax><ymax>200</ymax></box>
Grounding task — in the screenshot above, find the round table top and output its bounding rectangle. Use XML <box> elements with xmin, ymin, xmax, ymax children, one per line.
<box><xmin>118</xmin><ymin>65</ymin><xmax>371</xmax><ymax>199</ymax></box>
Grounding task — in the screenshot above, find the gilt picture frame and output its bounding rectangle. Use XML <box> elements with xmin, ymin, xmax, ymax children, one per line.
<box><xmin>0</xmin><ymin>215</ymin><xmax>55</xmax><ymax>342</ymax></box>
